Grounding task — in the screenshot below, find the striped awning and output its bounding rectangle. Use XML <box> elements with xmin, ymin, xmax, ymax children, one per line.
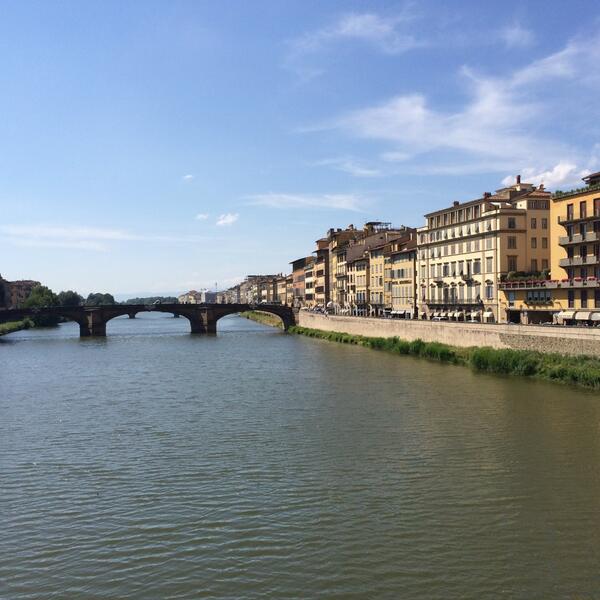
<box><xmin>591</xmin><ymin>312</ymin><xmax>600</xmax><ymax>321</ymax></box>
<box><xmin>575</xmin><ymin>311</ymin><xmax>592</xmax><ymax>320</ymax></box>
<box><xmin>558</xmin><ymin>310</ymin><xmax>576</xmax><ymax>320</ymax></box>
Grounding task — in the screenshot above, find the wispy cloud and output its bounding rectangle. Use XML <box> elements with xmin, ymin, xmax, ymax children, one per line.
<box><xmin>304</xmin><ymin>33</ymin><xmax>600</xmax><ymax>185</ymax></box>
<box><xmin>314</xmin><ymin>157</ymin><xmax>382</xmax><ymax>177</ymax></box>
<box><xmin>0</xmin><ymin>224</ymin><xmax>215</xmax><ymax>252</ymax></box>
<box><xmin>247</xmin><ymin>193</ymin><xmax>366</xmax><ymax>212</ymax></box>
<box><xmin>499</xmin><ymin>22</ymin><xmax>535</xmax><ymax>49</ymax></box>
<box><xmin>195</xmin><ymin>213</ymin><xmax>209</xmax><ymax>220</ymax></box>
<box><xmin>182</xmin><ymin>174</ymin><xmax>194</xmax><ymax>182</ymax></box>
<box><xmin>286</xmin><ymin>10</ymin><xmax>423</xmax><ymax>82</ymax></box>
<box><xmin>292</xmin><ymin>11</ymin><xmax>422</xmax><ymax>56</ymax></box>
<box><xmin>216</xmin><ymin>213</ymin><xmax>239</xmax><ymax>226</ymax></box>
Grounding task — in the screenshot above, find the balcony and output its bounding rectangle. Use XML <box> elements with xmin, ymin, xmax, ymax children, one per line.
<box><xmin>559</xmin><ymin>255</ymin><xmax>600</xmax><ymax>267</ymax></box>
<box><xmin>559</xmin><ymin>231</ymin><xmax>600</xmax><ymax>245</ymax></box>
<box><xmin>558</xmin><ymin>213</ymin><xmax>600</xmax><ymax>226</ymax></box>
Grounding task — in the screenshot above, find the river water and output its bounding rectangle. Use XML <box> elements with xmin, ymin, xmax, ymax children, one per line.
<box><xmin>1</xmin><ymin>313</ymin><xmax>599</xmax><ymax>599</ymax></box>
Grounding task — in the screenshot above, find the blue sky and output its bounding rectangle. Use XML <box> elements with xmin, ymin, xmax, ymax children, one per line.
<box><xmin>1</xmin><ymin>0</ymin><xmax>599</xmax><ymax>296</ymax></box>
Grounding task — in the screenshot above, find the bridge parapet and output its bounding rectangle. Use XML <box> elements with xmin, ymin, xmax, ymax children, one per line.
<box><xmin>0</xmin><ymin>303</ymin><xmax>295</xmax><ymax>337</ymax></box>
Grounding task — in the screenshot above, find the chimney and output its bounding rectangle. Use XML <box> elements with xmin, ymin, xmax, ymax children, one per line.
<box><xmin>483</xmin><ymin>192</ymin><xmax>491</xmax><ymax>198</ymax></box>
<box><xmin>516</xmin><ymin>174</ymin><xmax>521</xmax><ymax>184</ymax></box>
<box><xmin>539</xmin><ymin>183</ymin><xmax>545</xmax><ymax>191</ymax></box>
<box><xmin>453</xmin><ymin>201</ymin><xmax>460</xmax><ymax>207</ymax></box>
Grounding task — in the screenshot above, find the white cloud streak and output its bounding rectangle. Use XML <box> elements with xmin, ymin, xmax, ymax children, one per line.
<box><xmin>306</xmin><ymin>33</ymin><xmax>600</xmax><ymax>185</ymax></box>
<box><xmin>216</xmin><ymin>213</ymin><xmax>239</xmax><ymax>226</ymax></box>
<box><xmin>292</xmin><ymin>12</ymin><xmax>422</xmax><ymax>56</ymax></box>
<box><xmin>182</xmin><ymin>174</ymin><xmax>194</xmax><ymax>182</ymax></box>
<box><xmin>195</xmin><ymin>213</ymin><xmax>209</xmax><ymax>220</ymax></box>
<box><xmin>0</xmin><ymin>224</ymin><xmax>215</xmax><ymax>252</ymax></box>
<box><xmin>314</xmin><ymin>157</ymin><xmax>382</xmax><ymax>177</ymax></box>
<box><xmin>247</xmin><ymin>193</ymin><xmax>365</xmax><ymax>212</ymax></box>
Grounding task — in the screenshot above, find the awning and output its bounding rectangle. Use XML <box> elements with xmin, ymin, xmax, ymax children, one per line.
<box><xmin>456</xmin><ymin>311</ymin><xmax>465</xmax><ymax>319</ymax></box>
<box><xmin>434</xmin><ymin>311</ymin><xmax>441</xmax><ymax>317</ymax></box>
<box><xmin>440</xmin><ymin>311</ymin><xmax>448</xmax><ymax>317</ymax></box>
<box><xmin>392</xmin><ymin>310</ymin><xmax>405</xmax><ymax>315</ymax></box>
<box><xmin>575</xmin><ymin>311</ymin><xmax>592</xmax><ymax>320</ymax></box>
<box><xmin>470</xmin><ymin>311</ymin><xmax>481</xmax><ymax>319</ymax></box>
<box><xmin>591</xmin><ymin>312</ymin><xmax>600</xmax><ymax>321</ymax></box>
<box><xmin>483</xmin><ymin>310</ymin><xmax>494</xmax><ymax>317</ymax></box>
<box><xmin>558</xmin><ymin>310</ymin><xmax>575</xmax><ymax>320</ymax></box>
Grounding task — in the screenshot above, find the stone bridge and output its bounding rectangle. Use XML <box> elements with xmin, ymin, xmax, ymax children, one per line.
<box><xmin>0</xmin><ymin>303</ymin><xmax>295</xmax><ymax>337</ymax></box>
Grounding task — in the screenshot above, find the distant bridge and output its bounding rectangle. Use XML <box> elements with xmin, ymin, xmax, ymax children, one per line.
<box><xmin>0</xmin><ymin>303</ymin><xmax>295</xmax><ymax>337</ymax></box>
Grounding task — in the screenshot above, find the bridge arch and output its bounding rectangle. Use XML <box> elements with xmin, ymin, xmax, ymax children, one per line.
<box><xmin>209</xmin><ymin>304</ymin><xmax>295</xmax><ymax>332</ymax></box>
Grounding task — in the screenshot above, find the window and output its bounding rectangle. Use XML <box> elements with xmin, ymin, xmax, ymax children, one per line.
<box><xmin>507</xmin><ymin>236</ymin><xmax>517</xmax><ymax>249</ymax></box>
<box><xmin>485</xmin><ymin>284</ymin><xmax>494</xmax><ymax>300</ymax></box>
<box><xmin>531</xmin><ymin>237</ymin><xmax>537</xmax><ymax>249</ymax></box>
<box><xmin>486</xmin><ymin>237</ymin><xmax>493</xmax><ymax>249</ymax></box>
<box><xmin>568</xmin><ymin>290</ymin><xmax>575</xmax><ymax>308</ymax></box>
<box><xmin>595</xmin><ymin>290</ymin><xmax>600</xmax><ymax>309</ymax></box>
<box><xmin>473</xmin><ymin>260</ymin><xmax>481</xmax><ymax>274</ymax></box>
<box><xmin>566</xmin><ymin>204</ymin><xmax>574</xmax><ymax>220</ymax></box>
<box><xmin>486</xmin><ymin>257</ymin><xmax>493</xmax><ymax>272</ymax></box>
<box><xmin>507</xmin><ymin>291</ymin><xmax>515</xmax><ymax>306</ymax></box>
<box><xmin>542</xmin><ymin>259</ymin><xmax>549</xmax><ymax>270</ymax></box>
<box><xmin>507</xmin><ymin>256</ymin><xmax>517</xmax><ymax>272</ymax></box>
<box><xmin>541</xmin><ymin>218</ymin><xmax>548</xmax><ymax>229</ymax></box>
<box><xmin>542</xmin><ymin>237</ymin><xmax>548</xmax><ymax>249</ymax></box>
<box><xmin>595</xmin><ymin>198</ymin><xmax>600</xmax><ymax>217</ymax></box>
<box><xmin>531</xmin><ymin>217</ymin><xmax>537</xmax><ymax>229</ymax></box>
<box><xmin>580</xmin><ymin>201</ymin><xmax>587</xmax><ymax>219</ymax></box>
<box><xmin>581</xmin><ymin>290</ymin><xmax>588</xmax><ymax>308</ymax></box>
<box><xmin>508</xmin><ymin>217</ymin><xmax>516</xmax><ymax>229</ymax></box>
<box><xmin>531</xmin><ymin>259</ymin><xmax>538</xmax><ymax>272</ymax></box>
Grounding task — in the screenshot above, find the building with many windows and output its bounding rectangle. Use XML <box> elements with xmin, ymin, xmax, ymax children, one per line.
<box><xmin>385</xmin><ymin>233</ymin><xmax>418</xmax><ymax>318</ymax></box>
<box><xmin>418</xmin><ymin>177</ymin><xmax>551</xmax><ymax>323</ymax></box>
<box><xmin>500</xmin><ymin>171</ymin><xmax>600</xmax><ymax>324</ymax></box>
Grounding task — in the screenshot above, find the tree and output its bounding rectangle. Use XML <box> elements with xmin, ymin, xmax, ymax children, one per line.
<box><xmin>23</xmin><ymin>285</ymin><xmax>59</xmax><ymax>326</ymax></box>
<box><xmin>57</xmin><ymin>290</ymin><xmax>84</xmax><ymax>307</ymax></box>
<box><xmin>85</xmin><ymin>292</ymin><xmax>116</xmax><ymax>306</ymax></box>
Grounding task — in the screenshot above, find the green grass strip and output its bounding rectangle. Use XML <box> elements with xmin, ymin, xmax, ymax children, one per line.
<box><xmin>289</xmin><ymin>325</ymin><xmax>600</xmax><ymax>391</ymax></box>
<box><xmin>0</xmin><ymin>319</ymin><xmax>33</xmax><ymax>336</ymax></box>
<box><xmin>240</xmin><ymin>310</ymin><xmax>284</xmax><ymax>329</ymax></box>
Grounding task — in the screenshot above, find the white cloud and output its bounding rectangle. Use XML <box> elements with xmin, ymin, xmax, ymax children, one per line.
<box><xmin>247</xmin><ymin>193</ymin><xmax>365</xmax><ymax>212</ymax></box>
<box><xmin>501</xmin><ymin>162</ymin><xmax>589</xmax><ymax>189</ymax></box>
<box><xmin>499</xmin><ymin>23</ymin><xmax>535</xmax><ymax>49</ymax></box>
<box><xmin>216</xmin><ymin>213</ymin><xmax>239</xmax><ymax>226</ymax></box>
<box><xmin>182</xmin><ymin>174</ymin><xmax>194</xmax><ymax>182</ymax></box>
<box><xmin>195</xmin><ymin>213</ymin><xmax>209</xmax><ymax>220</ymax></box>
<box><xmin>305</xmin><ymin>34</ymin><xmax>600</xmax><ymax>182</ymax></box>
<box><xmin>314</xmin><ymin>157</ymin><xmax>382</xmax><ymax>177</ymax></box>
<box><xmin>0</xmin><ymin>224</ymin><xmax>216</xmax><ymax>252</ymax></box>
<box><xmin>292</xmin><ymin>12</ymin><xmax>422</xmax><ymax>55</ymax></box>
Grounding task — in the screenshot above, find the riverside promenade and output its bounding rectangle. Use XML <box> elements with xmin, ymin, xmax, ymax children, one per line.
<box><xmin>298</xmin><ymin>312</ymin><xmax>600</xmax><ymax>358</ymax></box>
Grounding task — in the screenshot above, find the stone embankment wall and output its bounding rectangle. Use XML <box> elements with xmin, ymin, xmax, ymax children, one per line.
<box><xmin>298</xmin><ymin>312</ymin><xmax>600</xmax><ymax>358</ymax></box>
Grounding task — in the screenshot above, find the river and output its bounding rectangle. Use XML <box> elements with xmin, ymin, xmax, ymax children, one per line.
<box><xmin>1</xmin><ymin>313</ymin><xmax>599</xmax><ymax>599</ymax></box>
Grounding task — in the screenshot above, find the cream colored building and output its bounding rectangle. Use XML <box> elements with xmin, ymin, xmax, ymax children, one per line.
<box><xmin>418</xmin><ymin>177</ymin><xmax>551</xmax><ymax>322</ymax></box>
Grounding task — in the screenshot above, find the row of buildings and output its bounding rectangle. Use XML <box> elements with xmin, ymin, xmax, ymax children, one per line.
<box><xmin>217</xmin><ymin>172</ymin><xmax>600</xmax><ymax>325</ymax></box>
<box><xmin>0</xmin><ymin>275</ymin><xmax>40</xmax><ymax>309</ymax></box>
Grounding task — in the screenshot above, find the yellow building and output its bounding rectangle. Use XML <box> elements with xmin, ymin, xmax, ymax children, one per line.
<box><xmin>313</xmin><ymin>239</ymin><xmax>329</xmax><ymax>309</ymax></box>
<box><xmin>500</xmin><ymin>171</ymin><xmax>600</xmax><ymax>324</ymax></box>
<box><xmin>385</xmin><ymin>234</ymin><xmax>418</xmax><ymax>318</ymax></box>
<box><xmin>368</xmin><ymin>244</ymin><xmax>386</xmax><ymax>316</ymax></box>
<box><xmin>418</xmin><ymin>177</ymin><xmax>551</xmax><ymax>323</ymax></box>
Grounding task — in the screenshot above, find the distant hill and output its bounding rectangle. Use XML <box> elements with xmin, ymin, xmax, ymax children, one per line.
<box><xmin>123</xmin><ymin>296</ymin><xmax>178</xmax><ymax>305</ymax></box>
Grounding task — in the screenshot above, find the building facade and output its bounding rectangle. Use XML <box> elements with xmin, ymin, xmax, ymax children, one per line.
<box><xmin>418</xmin><ymin>177</ymin><xmax>551</xmax><ymax>323</ymax></box>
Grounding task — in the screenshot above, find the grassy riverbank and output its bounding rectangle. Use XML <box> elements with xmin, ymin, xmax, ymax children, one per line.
<box><xmin>0</xmin><ymin>319</ymin><xmax>32</xmax><ymax>337</ymax></box>
<box><xmin>289</xmin><ymin>325</ymin><xmax>600</xmax><ymax>390</ymax></box>
<box><xmin>240</xmin><ymin>311</ymin><xmax>284</xmax><ymax>329</ymax></box>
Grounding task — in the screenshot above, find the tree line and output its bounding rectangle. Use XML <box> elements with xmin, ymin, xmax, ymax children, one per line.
<box><xmin>21</xmin><ymin>286</ymin><xmax>178</xmax><ymax>326</ymax></box>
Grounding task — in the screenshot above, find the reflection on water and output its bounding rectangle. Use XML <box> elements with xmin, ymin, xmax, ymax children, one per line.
<box><xmin>1</xmin><ymin>313</ymin><xmax>599</xmax><ymax>599</ymax></box>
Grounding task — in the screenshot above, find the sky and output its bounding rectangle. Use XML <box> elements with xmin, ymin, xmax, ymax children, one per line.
<box><xmin>1</xmin><ymin>0</ymin><xmax>599</xmax><ymax>297</ymax></box>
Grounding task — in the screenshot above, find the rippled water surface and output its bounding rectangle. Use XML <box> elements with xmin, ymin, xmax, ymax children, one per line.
<box><xmin>2</xmin><ymin>313</ymin><xmax>600</xmax><ymax>599</ymax></box>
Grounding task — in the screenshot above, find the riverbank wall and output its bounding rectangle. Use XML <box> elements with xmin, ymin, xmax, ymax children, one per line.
<box><xmin>298</xmin><ymin>312</ymin><xmax>600</xmax><ymax>358</ymax></box>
